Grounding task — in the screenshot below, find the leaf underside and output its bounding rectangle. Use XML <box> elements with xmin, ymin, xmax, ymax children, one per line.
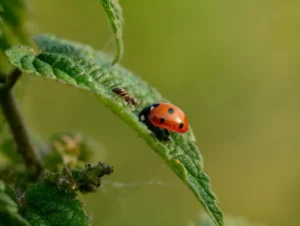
<box><xmin>99</xmin><ymin>0</ymin><xmax>124</xmax><ymax>64</ymax></box>
<box><xmin>6</xmin><ymin>34</ymin><xmax>223</xmax><ymax>226</ymax></box>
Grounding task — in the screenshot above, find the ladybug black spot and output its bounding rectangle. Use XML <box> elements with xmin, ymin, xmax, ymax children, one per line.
<box><xmin>168</xmin><ymin>108</ymin><xmax>174</xmax><ymax>114</ymax></box>
<box><xmin>179</xmin><ymin>123</ymin><xmax>184</xmax><ymax>129</ymax></box>
<box><xmin>160</xmin><ymin>118</ymin><xmax>165</xmax><ymax>124</ymax></box>
<box><xmin>152</xmin><ymin>103</ymin><xmax>160</xmax><ymax>108</ymax></box>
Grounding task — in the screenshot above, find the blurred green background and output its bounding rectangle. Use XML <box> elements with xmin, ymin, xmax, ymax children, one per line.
<box><xmin>21</xmin><ymin>0</ymin><xmax>300</xmax><ymax>225</ymax></box>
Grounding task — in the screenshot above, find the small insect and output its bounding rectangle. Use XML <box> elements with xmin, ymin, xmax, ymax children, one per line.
<box><xmin>112</xmin><ymin>87</ymin><xmax>138</xmax><ymax>108</ymax></box>
<box><xmin>138</xmin><ymin>102</ymin><xmax>188</xmax><ymax>141</ymax></box>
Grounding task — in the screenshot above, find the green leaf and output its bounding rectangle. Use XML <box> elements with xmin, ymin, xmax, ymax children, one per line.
<box><xmin>0</xmin><ymin>0</ymin><xmax>30</xmax><ymax>96</ymax></box>
<box><xmin>23</xmin><ymin>182</ymin><xmax>90</xmax><ymax>226</ymax></box>
<box><xmin>0</xmin><ymin>0</ymin><xmax>29</xmax><ymax>73</ymax></box>
<box><xmin>99</xmin><ymin>0</ymin><xmax>124</xmax><ymax>64</ymax></box>
<box><xmin>0</xmin><ymin>0</ymin><xmax>28</xmax><ymax>46</ymax></box>
<box><xmin>0</xmin><ymin>180</ymin><xmax>30</xmax><ymax>226</ymax></box>
<box><xmin>6</xmin><ymin>34</ymin><xmax>223</xmax><ymax>226</ymax></box>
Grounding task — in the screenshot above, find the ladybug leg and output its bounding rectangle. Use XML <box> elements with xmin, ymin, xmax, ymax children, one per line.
<box><xmin>139</xmin><ymin>106</ymin><xmax>167</xmax><ymax>142</ymax></box>
<box><xmin>150</xmin><ymin>127</ymin><xmax>169</xmax><ymax>142</ymax></box>
<box><xmin>145</xmin><ymin>122</ymin><xmax>164</xmax><ymax>141</ymax></box>
<box><xmin>164</xmin><ymin>129</ymin><xmax>170</xmax><ymax>141</ymax></box>
<box><xmin>153</xmin><ymin>128</ymin><xmax>165</xmax><ymax>142</ymax></box>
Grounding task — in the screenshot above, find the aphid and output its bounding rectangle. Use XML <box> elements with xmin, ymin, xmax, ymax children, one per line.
<box><xmin>138</xmin><ymin>102</ymin><xmax>188</xmax><ymax>141</ymax></box>
<box><xmin>112</xmin><ymin>87</ymin><xmax>138</xmax><ymax>108</ymax></box>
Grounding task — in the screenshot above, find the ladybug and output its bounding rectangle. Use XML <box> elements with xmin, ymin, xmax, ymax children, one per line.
<box><xmin>112</xmin><ymin>87</ymin><xmax>138</xmax><ymax>108</ymax></box>
<box><xmin>138</xmin><ymin>102</ymin><xmax>188</xmax><ymax>141</ymax></box>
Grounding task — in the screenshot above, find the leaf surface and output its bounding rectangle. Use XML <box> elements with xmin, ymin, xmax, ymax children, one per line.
<box><xmin>24</xmin><ymin>183</ymin><xmax>90</xmax><ymax>226</ymax></box>
<box><xmin>6</xmin><ymin>34</ymin><xmax>223</xmax><ymax>226</ymax></box>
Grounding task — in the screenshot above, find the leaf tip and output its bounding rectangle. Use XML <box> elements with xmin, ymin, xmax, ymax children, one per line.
<box><xmin>99</xmin><ymin>0</ymin><xmax>124</xmax><ymax>65</ymax></box>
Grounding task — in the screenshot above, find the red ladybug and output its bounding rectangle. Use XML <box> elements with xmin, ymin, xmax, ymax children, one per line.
<box><xmin>139</xmin><ymin>102</ymin><xmax>188</xmax><ymax>140</ymax></box>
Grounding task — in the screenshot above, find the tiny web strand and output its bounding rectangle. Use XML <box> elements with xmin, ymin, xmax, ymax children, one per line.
<box><xmin>101</xmin><ymin>179</ymin><xmax>183</xmax><ymax>189</ymax></box>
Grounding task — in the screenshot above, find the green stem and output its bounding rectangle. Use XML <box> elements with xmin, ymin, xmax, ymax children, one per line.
<box><xmin>0</xmin><ymin>69</ymin><xmax>42</xmax><ymax>179</ymax></box>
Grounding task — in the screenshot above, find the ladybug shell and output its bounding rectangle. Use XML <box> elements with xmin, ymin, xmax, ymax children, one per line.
<box><xmin>148</xmin><ymin>103</ymin><xmax>188</xmax><ymax>133</ymax></box>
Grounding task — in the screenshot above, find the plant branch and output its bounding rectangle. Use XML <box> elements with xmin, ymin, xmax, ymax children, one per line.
<box><xmin>0</xmin><ymin>68</ymin><xmax>42</xmax><ymax>179</ymax></box>
<box><xmin>7</xmin><ymin>68</ymin><xmax>22</xmax><ymax>87</ymax></box>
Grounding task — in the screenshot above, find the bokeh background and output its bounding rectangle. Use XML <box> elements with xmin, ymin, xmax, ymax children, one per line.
<box><xmin>21</xmin><ymin>0</ymin><xmax>300</xmax><ymax>225</ymax></box>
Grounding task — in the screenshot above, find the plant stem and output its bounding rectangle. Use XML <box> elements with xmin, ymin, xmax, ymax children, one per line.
<box><xmin>0</xmin><ymin>69</ymin><xmax>42</xmax><ymax>179</ymax></box>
